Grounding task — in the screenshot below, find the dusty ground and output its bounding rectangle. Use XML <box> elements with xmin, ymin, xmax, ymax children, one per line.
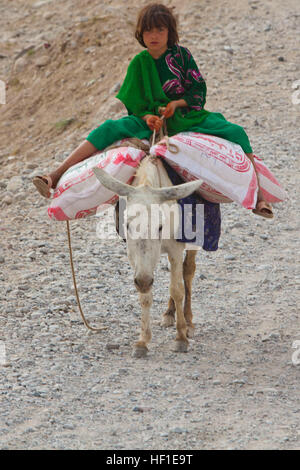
<box><xmin>0</xmin><ymin>0</ymin><xmax>300</xmax><ymax>450</ymax></box>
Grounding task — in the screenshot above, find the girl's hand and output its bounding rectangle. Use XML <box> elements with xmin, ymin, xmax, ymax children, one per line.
<box><xmin>146</xmin><ymin>115</ymin><xmax>163</xmax><ymax>132</ymax></box>
<box><xmin>161</xmin><ymin>101</ymin><xmax>178</xmax><ymax>118</ymax></box>
<box><xmin>160</xmin><ymin>99</ymin><xmax>188</xmax><ymax>118</ymax></box>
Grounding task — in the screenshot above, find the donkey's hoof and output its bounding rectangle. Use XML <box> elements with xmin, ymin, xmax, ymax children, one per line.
<box><xmin>133</xmin><ymin>346</ymin><xmax>148</xmax><ymax>358</ymax></box>
<box><xmin>174</xmin><ymin>340</ymin><xmax>188</xmax><ymax>353</ymax></box>
<box><xmin>161</xmin><ymin>313</ymin><xmax>175</xmax><ymax>328</ymax></box>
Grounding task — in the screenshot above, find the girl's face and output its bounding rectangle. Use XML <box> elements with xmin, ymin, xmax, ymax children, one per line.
<box><xmin>142</xmin><ymin>25</ymin><xmax>168</xmax><ymax>58</ymax></box>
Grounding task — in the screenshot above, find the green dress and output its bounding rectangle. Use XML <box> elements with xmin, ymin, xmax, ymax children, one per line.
<box><xmin>87</xmin><ymin>45</ymin><xmax>252</xmax><ymax>154</ymax></box>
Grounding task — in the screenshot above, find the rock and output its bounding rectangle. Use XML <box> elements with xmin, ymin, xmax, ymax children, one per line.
<box><xmin>33</xmin><ymin>0</ymin><xmax>52</xmax><ymax>8</ymax></box>
<box><xmin>35</xmin><ymin>55</ymin><xmax>50</xmax><ymax>67</ymax></box>
<box><xmin>110</xmin><ymin>82</ymin><xmax>121</xmax><ymax>94</ymax></box>
<box><xmin>74</xmin><ymin>31</ymin><xmax>84</xmax><ymax>39</ymax></box>
<box><xmin>2</xmin><ymin>194</ymin><xmax>13</xmax><ymax>205</ymax></box>
<box><xmin>224</xmin><ymin>254</ymin><xmax>236</xmax><ymax>261</ymax></box>
<box><xmin>63</xmin><ymin>423</ymin><xmax>75</xmax><ymax>430</ymax></box>
<box><xmin>84</xmin><ymin>47</ymin><xmax>96</xmax><ymax>54</ymax></box>
<box><xmin>6</xmin><ymin>176</ymin><xmax>23</xmax><ymax>192</ymax></box>
<box><xmin>30</xmin><ymin>312</ymin><xmax>43</xmax><ymax>319</ymax></box>
<box><xmin>171</xmin><ymin>427</ymin><xmax>188</xmax><ymax>434</ymax></box>
<box><xmin>105</xmin><ymin>343</ymin><xmax>120</xmax><ymax>351</ymax></box>
<box><xmin>86</xmin><ymin>79</ymin><xmax>96</xmax><ymax>87</ymax></box>
<box><xmin>69</xmin><ymin>41</ymin><xmax>78</xmax><ymax>49</ymax></box>
<box><xmin>25</xmin><ymin>162</ymin><xmax>38</xmax><ymax>170</ymax></box>
<box><xmin>2</xmin><ymin>361</ymin><xmax>11</xmax><ymax>368</ymax></box>
<box><xmin>231</xmin><ymin>379</ymin><xmax>246</xmax><ymax>385</ymax></box>
<box><xmin>256</xmin><ymin>388</ymin><xmax>278</xmax><ymax>395</ymax></box>
<box><xmin>232</xmin><ymin>222</ymin><xmax>244</xmax><ymax>228</ymax></box>
<box><xmin>262</xmin><ymin>332</ymin><xmax>281</xmax><ymax>342</ymax></box>
<box><xmin>224</xmin><ymin>45</ymin><xmax>234</xmax><ymax>54</ymax></box>
<box><xmin>132</xmin><ymin>406</ymin><xmax>144</xmax><ymax>413</ymax></box>
<box><xmin>26</xmin><ymin>251</ymin><xmax>36</xmax><ymax>260</ymax></box>
<box><xmin>14</xmin><ymin>57</ymin><xmax>28</xmax><ymax>72</ymax></box>
<box><xmin>257</xmin><ymin>264</ymin><xmax>272</xmax><ymax>271</ymax></box>
<box><xmin>43</xmin><ymin>12</ymin><xmax>55</xmax><ymax>20</ymax></box>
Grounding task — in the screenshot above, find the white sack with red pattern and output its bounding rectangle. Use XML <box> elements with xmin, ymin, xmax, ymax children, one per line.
<box><xmin>48</xmin><ymin>132</ymin><xmax>287</xmax><ymax>222</ymax></box>
<box><xmin>151</xmin><ymin>132</ymin><xmax>287</xmax><ymax>207</ymax></box>
<box><xmin>48</xmin><ymin>145</ymin><xmax>146</xmax><ymax>221</ymax></box>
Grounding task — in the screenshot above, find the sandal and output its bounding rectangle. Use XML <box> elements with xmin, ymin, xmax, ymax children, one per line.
<box><xmin>32</xmin><ymin>175</ymin><xmax>53</xmax><ymax>198</ymax></box>
<box><xmin>252</xmin><ymin>201</ymin><xmax>274</xmax><ymax>219</ymax></box>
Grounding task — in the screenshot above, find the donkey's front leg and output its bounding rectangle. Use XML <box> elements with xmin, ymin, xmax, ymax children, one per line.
<box><xmin>169</xmin><ymin>253</ymin><xmax>188</xmax><ymax>352</ymax></box>
<box><xmin>133</xmin><ymin>291</ymin><xmax>152</xmax><ymax>358</ymax></box>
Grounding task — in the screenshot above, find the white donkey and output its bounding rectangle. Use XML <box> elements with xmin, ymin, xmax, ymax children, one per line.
<box><xmin>93</xmin><ymin>155</ymin><xmax>203</xmax><ymax>357</ymax></box>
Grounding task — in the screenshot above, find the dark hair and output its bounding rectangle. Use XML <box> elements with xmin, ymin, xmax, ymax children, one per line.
<box><xmin>135</xmin><ymin>3</ymin><xmax>179</xmax><ymax>48</ymax></box>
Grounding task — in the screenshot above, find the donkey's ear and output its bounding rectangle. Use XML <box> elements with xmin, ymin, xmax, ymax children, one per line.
<box><xmin>150</xmin><ymin>179</ymin><xmax>203</xmax><ymax>202</ymax></box>
<box><xmin>93</xmin><ymin>167</ymin><xmax>136</xmax><ymax>197</ymax></box>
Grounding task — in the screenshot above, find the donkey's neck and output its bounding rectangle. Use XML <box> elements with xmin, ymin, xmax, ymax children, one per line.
<box><xmin>133</xmin><ymin>155</ymin><xmax>172</xmax><ymax>189</ymax></box>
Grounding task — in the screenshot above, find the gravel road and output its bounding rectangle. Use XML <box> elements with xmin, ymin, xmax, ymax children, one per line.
<box><xmin>0</xmin><ymin>0</ymin><xmax>300</xmax><ymax>450</ymax></box>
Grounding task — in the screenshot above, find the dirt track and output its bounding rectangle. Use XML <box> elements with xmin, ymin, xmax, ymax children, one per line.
<box><xmin>0</xmin><ymin>0</ymin><xmax>300</xmax><ymax>450</ymax></box>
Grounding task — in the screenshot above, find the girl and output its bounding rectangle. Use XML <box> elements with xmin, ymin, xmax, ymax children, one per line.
<box><xmin>33</xmin><ymin>3</ymin><xmax>273</xmax><ymax>218</ymax></box>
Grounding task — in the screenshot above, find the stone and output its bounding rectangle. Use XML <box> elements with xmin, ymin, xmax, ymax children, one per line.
<box><xmin>14</xmin><ymin>57</ymin><xmax>28</xmax><ymax>72</ymax></box>
<box><xmin>224</xmin><ymin>254</ymin><xmax>236</xmax><ymax>261</ymax></box>
<box><xmin>106</xmin><ymin>343</ymin><xmax>120</xmax><ymax>351</ymax></box>
<box><xmin>110</xmin><ymin>82</ymin><xmax>121</xmax><ymax>94</ymax></box>
<box><xmin>2</xmin><ymin>195</ymin><xmax>13</xmax><ymax>205</ymax></box>
<box><xmin>132</xmin><ymin>406</ymin><xmax>144</xmax><ymax>413</ymax></box>
<box><xmin>34</xmin><ymin>55</ymin><xmax>50</xmax><ymax>67</ymax></box>
<box><xmin>224</xmin><ymin>45</ymin><xmax>234</xmax><ymax>54</ymax></box>
<box><xmin>7</xmin><ymin>176</ymin><xmax>23</xmax><ymax>192</ymax></box>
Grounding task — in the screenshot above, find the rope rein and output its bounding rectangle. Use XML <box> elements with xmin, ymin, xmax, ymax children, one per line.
<box><xmin>66</xmin><ymin>110</ymin><xmax>178</xmax><ymax>332</ymax></box>
<box><xmin>152</xmin><ymin>110</ymin><xmax>179</xmax><ymax>154</ymax></box>
<box><xmin>66</xmin><ymin>220</ymin><xmax>107</xmax><ymax>332</ymax></box>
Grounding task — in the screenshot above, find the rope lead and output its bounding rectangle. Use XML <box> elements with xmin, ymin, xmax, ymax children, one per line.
<box><xmin>66</xmin><ymin>220</ymin><xmax>108</xmax><ymax>332</ymax></box>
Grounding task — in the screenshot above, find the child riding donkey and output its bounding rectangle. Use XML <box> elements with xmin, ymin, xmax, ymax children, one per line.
<box><xmin>33</xmin><ymin>3</ymin><xmax>273</xmax><ymax>219</ymax></box>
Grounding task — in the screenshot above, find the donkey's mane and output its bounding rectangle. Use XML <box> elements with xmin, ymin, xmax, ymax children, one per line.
<box><xmin>134</xmin><ymin>155</ymin><xmax>172</xmax><ymax>189</ymax></box>
<box><xmin>134</xmin><ymin>155</ymin><xmax>158</xmax><ymax>187</ymax></box>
